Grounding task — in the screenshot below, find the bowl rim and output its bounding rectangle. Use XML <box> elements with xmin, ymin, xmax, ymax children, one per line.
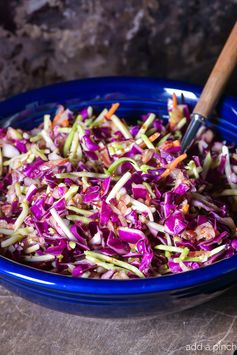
<box><xmin>1</xmin><ymin>253</ymin><xmax>237</xmax><ymax>295</ymax></box>
<box><xmin>1</xmin><ymin>75</ymin><xmax>237</xmax><ymax>112</ymax></box>
<box><xmin>0</xmin><ymin>76</ymin><xmax>237</xmax><ymax>296</ymax></box>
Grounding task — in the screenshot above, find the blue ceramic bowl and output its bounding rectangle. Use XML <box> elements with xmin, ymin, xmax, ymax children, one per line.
<box><xmin>0</xmin><ymin>77</ymin><xmax>237</xmax><ymax>318</ymax></box>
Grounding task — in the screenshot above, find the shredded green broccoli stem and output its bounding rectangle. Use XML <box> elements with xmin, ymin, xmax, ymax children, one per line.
<box><xmin>85</xmin><ymin>251</ymin><xmax>145</xmax><ymax>278</ymax></box>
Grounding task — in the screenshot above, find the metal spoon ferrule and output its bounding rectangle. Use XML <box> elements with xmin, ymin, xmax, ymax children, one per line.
<box><xmin>181</xmin><ymin>113</ymin><xmax>206</xmax><ymax>153</ymax></box>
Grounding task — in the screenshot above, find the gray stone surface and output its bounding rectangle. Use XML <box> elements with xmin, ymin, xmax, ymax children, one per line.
<box><xmin>1</xmin><ymin>284</ymin><xmax>237</xmax><ymax>355</ymax></box>
<box><xmin>0</xmin><ymin>0</ymin><xmax>237</xmax><ymax>100</ymax></box>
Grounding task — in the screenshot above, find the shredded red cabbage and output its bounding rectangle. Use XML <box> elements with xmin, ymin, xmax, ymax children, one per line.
<box><xmin>0</xmin><ymin>98</ymin><xmax>237</xmax><ymax>279</ymax></box>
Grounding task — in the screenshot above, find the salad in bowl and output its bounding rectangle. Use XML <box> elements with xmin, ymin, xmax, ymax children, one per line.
<box><xmin>0</xmin><ymin>94</ymin><xmax>236</xmax><ymax>280</ymax></box>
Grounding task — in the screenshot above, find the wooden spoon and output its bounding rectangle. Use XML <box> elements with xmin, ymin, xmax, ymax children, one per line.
<box><xmin>181</xmin><ymin>22</ymin><xmax>237</xmax><ymax>152</ymax></box>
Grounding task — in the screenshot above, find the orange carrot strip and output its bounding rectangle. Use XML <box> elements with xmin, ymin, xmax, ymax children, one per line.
<box><xmin>172</xmin><ymin>140</ymin><xmax>180</xmax><ymax>147</ymax></box>
<box><xmin>172</xmin><ymin>93</ymin><xmax>177</xmax><ymax>108</ymax></box>
<box><xmin>52</xmin><ymin>106</ymin><xmax>65</xmax><ymax>127</ymax></box>
<box><xmin>161</xmin><ymin>139</ymin><xmax>181</xmax><ymax>151</ymax></box>
<box><xmin>160</xmin><ymin>153</ymin><xmax>187</xmax><ymax>179</ymax></box>
<box><xmin>61</xmin><ymin>119</ymin><xmax>69</xmax><ymax>127</ymax></box>
<box><xmin>148</xmin><ymin>132</ymin><xmax>160</xmax><ymax>142</ymax></box>
<box><xmin>189</xmin><ymin>250</ymin><xmax>204</xmax><ymax>257</ymax></box>
<box><xmin>182</xmin><ymin>203</ymin><xmax>189</xmax><ymax>215</ymax></box>
<box><xmin>52</xmin><ymin>113</ymin><xmax>63</xmax><ymax>127</ymax></box>
<box><xmin>139</xmin><ymin>132</ymin><xmax>160</xmax><ymax>148</ymax></box>
<box><xmin>105</xmin><ymin>103</ymin><xmax>120</xmax><ymax>120</ymax></box>
<box><xmin>57</xmin><ymin>158</ymin><xmax>69</xmax><ymax>166</ymax></box>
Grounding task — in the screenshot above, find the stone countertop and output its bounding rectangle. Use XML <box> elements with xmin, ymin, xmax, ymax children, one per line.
<box><xmin>1</xmin><ymin>0</ymin><xmax>237</xmax><ymax>100</ymax></box>
<box><xmin>1</xmin><ymin>285</ymin><xmax>237</xmax><ymax>355</ymax></box>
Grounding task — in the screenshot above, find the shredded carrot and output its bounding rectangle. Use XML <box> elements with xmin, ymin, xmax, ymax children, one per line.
<box><xmin>172</xmin><ymin>140</ymin><xmax>180</xmax><ymax>147</ymax></box>
<box><xmin>61</xmin><ymin>119</ymin><xmax>69</xmax><ymax>127</ymax></box>
<box><xmin>105</xmin><ymin>103</ymin><xmax>120</xmax><ymax>120</ymax></box>
<box><xmin>160</xmin><ymin>153</ymin><xmax>187</xmax><ymax>179</ymax></box>
<box><xmin>149</xmin><ymin>132</ymin><xmax>160</xmax><ymax>142</ymax></box>
<box><xmin>169</xmin><ymin>109</ymin><xmax>184</xmax><ymax>130</ymax></box>
<box><xmin>189</xmin><ymin>250</ymin><xmax>204</xmax><ymax>257</ymax></box>
<box><xmin>172</xmin><ymin>93</ymin><xmax>177</xmax><ymax>108</ymax></box>
<box><xmin>160</xmin><ymin>139</ymin><xmax>180</xmax><ymax>151</ymax></box>
<box><xmin>139</xmin><ymin>132</ymin><xmax>160</xmax><ymax>148</ymax></box>
<box><xmin>182</xmin><ymin>203</ymin><xmax>189</xmax><ymax>215</ymax></box>
<box><xmin>52</xmin><ymin>106</ymin><xmax>65</xmax><ymax>127</ymax></box>
<box><xmin>44</xmin><ymin>158</ymin><xmax>69</xmax><ymax>168</ymax></box>
<box><xmin>169</xmin><ymin>94</ymin><xmax>183</xmax><ymax>130</ymax></box>
<box><xmin>58</xmin><ymin>159</ymin><xmax>69</xmax><ymax>166</ymax></box>
<box><xmin>100</xmin><ymin>149</ymin><xmax>112</xmax><ymax>168</ymax></box>
<box><xmin>52</xmin><ymin>114</ymin><xmax>61</xmax><ymax>127</ymax></box>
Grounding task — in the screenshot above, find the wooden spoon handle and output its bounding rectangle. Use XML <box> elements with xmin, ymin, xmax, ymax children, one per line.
<box><xmin>194</xmin><ymin>22</ymin><xmax>237</xmax><ymax>118</ymax></box>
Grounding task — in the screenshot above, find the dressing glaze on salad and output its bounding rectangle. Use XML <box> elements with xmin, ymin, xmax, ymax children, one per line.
<box><xmin>0</xmin><ymin>95</ymin><xmax>237</xmax><ymax>279</ymax></box>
